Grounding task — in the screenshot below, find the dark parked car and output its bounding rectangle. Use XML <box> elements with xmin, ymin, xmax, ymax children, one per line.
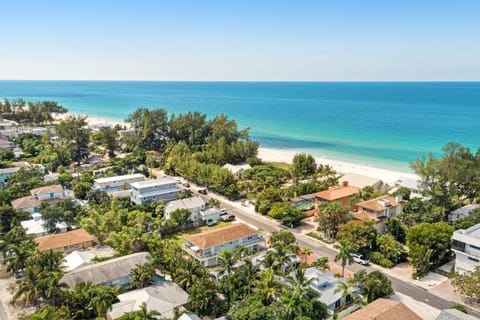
<box><xmin>198</xmin><ymin>188</ymin><xmax>208</xmax><ymax>195</ymax></box>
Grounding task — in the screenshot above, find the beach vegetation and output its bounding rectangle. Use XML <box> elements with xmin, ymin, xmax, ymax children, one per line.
<box><xmin>55</xmin><ymin>115</ymin><xmax>90</xmax><ymax>166</ymax></box>
<box><xmin>292</xmin><ymin>153</ymin><xmax>317</xmax><ymax>181</ymax></box>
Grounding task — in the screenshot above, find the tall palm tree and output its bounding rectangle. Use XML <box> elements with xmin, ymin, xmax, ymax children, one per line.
<box><xmin>268</xmin><ymin>246</ymin><xmax>293</xmax><ymax>274</ymax></box>
<box><xmin>176</xmin><ymin>259</ymin><xmax>203</xmax><ymax>289</ymax></box>
<box><xmin>334</xmin><ymin>239</ymin><xmax>356</xmax><ymax>277</ymax></box>
<box><xmin>13</xmin><ymin>266</ymin><xmax>42</xmax><ymax>308</ymax></box>
<box><xmin>300</xmin><ymin>247</ymin><xmax>312</xmax><ymax>265</ymax></box>
<box><xmin>5</xmin><ymin>241</ymin><xmax>34</xmax><ymax>274</ymax></box>
<box><xmin>39</xmin><ymin>271</ymin><xmax>68</xmax><ymax>305</ymax></box>
<box><xmin>130</xmin><ymin>262</ymin><xmax>155</xmax><ymax>289</ymax></box>
<box><xmin>88</xmin><ymin>284</ymin><xmax>121</xmax><ymax>317</ymax></box>
<box><xmin>348</xmin><ymin>269</ymin><xmax>367</xmax><ymax>289</ymax></box>
<box><xmin>254</xmin><ymin>269</ymin><xmax>281</xmax><ymax>305</ymax></box>
<box><xmin>239</xmin><ymin>258</ymin><xmax>260</xmax><ymax>294</ymax></box>
<box><xmin>217</xmin><ymin>249</ymin><xmax>238</xmax><ymax>277</ymax></box>
<box><xmin>286</xmin><ymin>267</ymin><xmax>315</xmax><ymax>298</ymax></box>
<box><xmin>312</xmin><ymin>256</ymin><xmax>330</xmax><ymax>272</ymax></box>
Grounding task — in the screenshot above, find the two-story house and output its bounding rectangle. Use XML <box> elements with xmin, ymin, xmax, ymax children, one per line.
<box><xmin>314</xmin><ymin>181</ymin><xmax>360</xmax><ymax>208</ymax></box>
<box><xmin>30</xmin><ymin>184</ymin><xmax>68</xmax><ymax>201</ymax></box>
<box><xmin>130</xmin><ymin>178</ymin><xmax>179</xmax><ymax>205</ymax></box>
<box><xmin>452</xmin><ymin>223</ymin><xmax>480</xmax><ymax>274</ymax></box>
<box><xmin>183</xmin><ymin>223</ymin><xmax>264</xmax><ymax>267</ymax></box>
<box><xmin>353</xmin><ymin>195</ymin><xmax>404</xmax><ymax>232</ymax></box>
<box><xmin>165</xmin><ymin>196</ymin><xmax>206</xmax><ymax>221</ymax></box>
<box><xmin>93</xmin><ymin>173</ymin><xmax>146</xmax><ymax>192</ymax></box>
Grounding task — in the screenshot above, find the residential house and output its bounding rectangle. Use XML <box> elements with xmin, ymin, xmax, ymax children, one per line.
<box><xmin>12</xmin><ymin>161</ymin><xmax>46</xmax><ymax>174</ymax></box>
<box><xmin>339</xmin><ymin>173</ymin><xmax>387</xmax><ymax>193</ymax></box>
<box><xmin>199</xmin><ymin>208</ymin><xmax>221</xmax><ymax>225</ymax></box>
<box><xmin>30</xmin><ymin>184</ymin><xmax>67</xmax><ymax>201</ymax></box>
<box><xmin>61</xmin><ymin>252</ymin><xmax>151</xmax><ymax>288</ymax></box>
<box><xmin>93</xmin><ymin>173</ymin><xmax>146</xmax><ymax>192</ymax></box>
<box><xmin>130</xmin><ymin>178</ymin><xmax>179</xmax><ymax>205</ymax></box>
<box><xmin>11</xmin><ymin>195</ymin><xmax>41</xmax><ymax>214</ymax></box>
<box><xmin>314</xmin><ymin>181</ymin><xmax>360</xmax><ymax>208</ymax></box>
<box><xmin>302</xmin><ymin>267</ymin><xmax>361</xmax><ymax>312</ymax></box>
<box><xmin>165</xmin><ymin>196</ymin><xmax>206</xmax><ymax>221</ymax></box>
<box><xmin>184</xmin><ymin>223</ymin><xmax>264</xmax><ymax>267</ymax></box>
<box><xmin>353</xmin><ymin>195</ymin><xmax>404</xmax><ymax>232</ymax></box>
<box><xmin>222</xmin><ymin>163</ymin><xmax>252</xmax><ymax>179</ymax></box>
<box><xmin>0</xmin><ymin>167</ymin><xmax>21</xmax><ymax>187</ymax></box>
<box><xmin>107</xmin><ymin>281</ymin><xmax>189</xmax><ymax>320</ymax></box>
<box><xmin>391</xmin><ymin>176</ymin><xmax>423</xmax><ymax>199</ymax></box>
<box><xmin>342</xmin><ymin>298</ymin><xmax>421</xmax><ymax>320</ymax></box>
<box><xmin>34</xmin><ymin>228</ymin><xmax>94</xmax><ymax>253</ymax></box>
<box><xmin>448</xmin><ymin>204</ymin><xmax>480</xmax><ymax>222</ymax></box>
<box><xmin>62</xmin><ymin>246</ymin><xmax>115</xmax><ymax>272</ymax></box>
<box><xmin>21</xmin><ymin>213</ymin><xmax>68</xmax><ymax>237</ymax></box>
<box><xmin>452</xmin><ymin>223</ymin><xmax>480</xmax><ymax>274</ymax></box>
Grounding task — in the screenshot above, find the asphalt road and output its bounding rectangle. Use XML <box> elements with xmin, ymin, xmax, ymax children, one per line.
<box><xmin>194</xmin><ymin>190</ymin><xmax>480</xmax><ymax>317</ymax></box>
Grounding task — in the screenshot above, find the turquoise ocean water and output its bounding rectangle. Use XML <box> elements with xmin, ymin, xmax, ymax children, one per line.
<box><xmin>0</xmin><ymin>81</ymin><xmax>479</xmax><ymax>172</ymax></box>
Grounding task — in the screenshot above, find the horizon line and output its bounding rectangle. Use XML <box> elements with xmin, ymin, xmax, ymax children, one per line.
<box><xmin>0</xmin><ymin>79</ymin><xmax>479</xmax><ymax>83</ymax></box>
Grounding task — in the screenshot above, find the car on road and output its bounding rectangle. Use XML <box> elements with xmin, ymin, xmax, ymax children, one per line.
<box><xmin>198</xmin><ymin>188</ymin><xmax>208</xmax><ymax>195</ymax></box>
<box><xmin>220</xmin><ymin>214</ymin><xmax>235</xmax><ymax>222</ymax></box>
<box><xmin>352</xmin><ymin>253</ymin><xmax>369</xmax><ymax>266</ymax></box>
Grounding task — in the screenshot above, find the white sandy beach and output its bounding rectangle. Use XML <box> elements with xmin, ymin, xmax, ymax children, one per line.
<box><xmin>258</xmin><ymin>147</ymin><xmax>419</xmax><ymax>185</ymax></box>
<box><xmin>55</xmin><ymin>112</ymin><xmax>418</xmax><ymax>185</ymax></box>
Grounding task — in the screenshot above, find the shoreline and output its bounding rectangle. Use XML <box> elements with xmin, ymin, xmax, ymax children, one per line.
<box><xmin>258</xmin><ymin>147</ymin><xmax>419</xmax><ymax>185</ymax></box>
<box><xmin>56</xmin><ymin>111</ymin><xmax>419</xmax><ymax>184</ymax></box>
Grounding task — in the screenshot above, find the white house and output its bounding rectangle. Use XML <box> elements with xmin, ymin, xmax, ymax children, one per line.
<box><xmin>11</xmin><ymin>196</ymin><xmax>42</xmax><ymax>214</ymax></box>
<box><xmin>448</xmin><ymin>204</ymin><xmax>480</xmax><ymax>222</ymax></box>
<box><xmin>63</xmin><ymin>246</ymin><xmax>115</xmax><ymax>272</ymax></box>
<box><xmin>452</xmin><ymin>223</ymin><xmax>480</xmax><ymax>274</ymax></box>
<box><xmin>20</xmin><ymin>213</ymin><xmax>68</xmax><ymax>237</ymax></box>
<box><xmin>165</xmin><ymin>196</ymin><xmax>206</xmax><ymax>221</ymax></box>
<box><xmin>107</xmin><ymin>282</ymin><xmax>189</xmax><ymax>320</ymax></box>
<box><xmin>30</xmin><ymin>184</ymin><xmax>67</xmax><ymax>201</ymax></box>
<box><xmin>93</xmin><ymin>173</ymin><xmax>146</xmax><ymax>192</ymax></box>
<box><xmin>222</xmin><ymin>163</ymin><xmax>252</xmax><ymax>178</ymax></box>
<box><xmin>302</xmin><ymin>267</ymin><xmax>361</xmax><ymax>312</ymax></box>
<box><xmin>130</xmin><ymin>178</ymin><xmax>179</xmax><ymax>205</ymax></box>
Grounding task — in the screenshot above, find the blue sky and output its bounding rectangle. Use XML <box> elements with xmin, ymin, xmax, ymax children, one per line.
<box><xmin>1</xmin><ymin>1</ymin><xmax>479</xmax><ymax>80</ymax></box>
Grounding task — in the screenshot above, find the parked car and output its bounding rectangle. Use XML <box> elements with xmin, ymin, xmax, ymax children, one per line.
<box><xmin>206</xmin><ymin>218</ymin><xmax>217</xmax><ymax>226</ymax></box>
<box><xmin>219</xmin><ymin>208</ymin><xmax>228</xmax><ymax>215</ymax></box>
<box><xmin>352</xmin><ymin>253</ymin><xmax>369</xmax><ymax>266</ymax></box>
<box><xmin>198</xmin><ymin>188</ymin><xmax>208</xmax><ymax>195</ymax></box>
<box><xmin>220</xmin><ymin>214</ymin><xmax>235</xmax><ymax>222</ymax></box>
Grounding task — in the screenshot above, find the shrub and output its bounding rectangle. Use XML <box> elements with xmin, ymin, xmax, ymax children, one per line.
<box><xmin>370</xmin><ymin>252</ymin><xmax>394</xmax><ymax>268</ymax></box>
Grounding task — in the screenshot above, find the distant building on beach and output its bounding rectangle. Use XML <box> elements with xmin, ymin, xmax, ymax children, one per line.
<box><xmin>448</xmin><ymin>204</ymin><xmax>480</xmax><ymax>222</ymax></box>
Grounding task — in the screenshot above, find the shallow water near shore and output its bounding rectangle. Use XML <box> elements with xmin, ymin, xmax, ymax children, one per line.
<box><xmin>1</xmin><ymin>81</ymin><xmax>479</xmax><ymax>172</ymax></box>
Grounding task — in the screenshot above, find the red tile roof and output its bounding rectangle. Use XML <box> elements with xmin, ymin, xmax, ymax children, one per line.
<box><xmin>356</xmin><ymin>195</ymin><xmax>402</xmax><ymax>212</ymax></box>
<box><xmin>34</xmin><ymin>229</ymin><xmax>94</xmax><ymax>251</ymax></box>
<box><xmin>342</xmin><ymin>298</ymin><xmax>421</xmax><ymax>320</ymax></box>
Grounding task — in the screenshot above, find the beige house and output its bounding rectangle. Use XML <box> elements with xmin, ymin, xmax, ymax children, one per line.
<box><xmin>353</xmin><ymin>195</ymin><xmax>403</xmax><ymax>232</ymax></box>
<box><xmin>34</xmin><ymin>228</ymin><xmax>95</xmax><ymax>253</ymax></box>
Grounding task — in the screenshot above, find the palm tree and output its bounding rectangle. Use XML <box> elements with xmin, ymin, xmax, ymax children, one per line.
<box><xmin>312</xmin><ymin>256</ymin><xmax>330</xmax><ymax>272</ymax></box>
<box><xmin>268</xmin><ymin>246</ymin><xmax>293</xmax><ymax>274</ymax></box>
<box><xmin>362</xmin><ymin>271</ymin><xmax>393</xmax><ymax>303</ymax></box>
<box><xmin>334</xmin><ymin>239</ymin><xmax>356</xmax><ymax>277</ymax></box>
<box><xmin>233</xmin><ymin>244</ymin><xmax>248</xmax><ymax>260</ymax></box>
<box><xmin>300</xmin><ymin>247</ymin><xmax>312</xmax><ymax>265</ymax></box>
<box><xmin>88</xmin><ymin>284</ymin><xmax>121</xmax><ymax>317</ymax></box>
<box><xmin>254</xmin><ymin>269</ymin><xmax>281</xmax><ymax>305</ymax></box>
<box><xmin>13</xmin><ymin>266</ymin><xmax>42</xmax><ymax>308</ymax></box>
<box><xmin>5</xmin><ymin>240</ymin><xmax>35</xmax><ymax>274</ymax></box>
<box><xmin>34</xmin><ymin>249</ymin><xmax>65</xmax><ymax>273</ymax></box>
<box><xmin>239</xmin><ymin>258</ymin><xmax>260</xmax><ymax>294</ymax></box>
<box><xmin>118</xmin><ymin>302</ymin><xmax>166</xmax><ymax>320</ymax></box>
<box><xmin>285</xmin><ymin>267</ymin><xmax>317</xmax><ymax>300</ymax></box>
<box><xmin>176</xmin><ymin>259</ymin><xmax>203</xmax><ymax>289</ymax></box>
<box><xmin>217</xmin><ymin>249</ymin><xmax>238</xmax><ymax>277</ymax></box>
<box><xmin>39</xmin><ymin>271</ymin><xmax>68</xmax><ymax>305</ymax></box>
<box><xmin>130</xmin><ymin>262</ymin><xmax>155</xmax><ymax>289</ymax></box>
<box><xmin>349</xmin><ymin>269</ymin><xmax>367</xmax><ymax>289</ymax></box>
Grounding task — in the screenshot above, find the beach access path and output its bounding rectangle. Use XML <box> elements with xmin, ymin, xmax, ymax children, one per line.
<box><xmin>187</xmin><ymin>184</ymin><xmax>480</xmax><ymax>318</ymax></box>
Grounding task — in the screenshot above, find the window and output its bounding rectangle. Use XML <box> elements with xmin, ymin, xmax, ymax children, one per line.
<box><xmin>470</xmin><ymin>245</ymin><xmax>480</xmax><ymax>251</ymax></box>
<box><xmin>468</xmin><ymin>257</ymin><xmax>479</xmax><ymax>263</ymax></box>
<box><xmin>452</xmin><ymin>240</ymin><xmax>466</xmax><ymax>252</ymax></box>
